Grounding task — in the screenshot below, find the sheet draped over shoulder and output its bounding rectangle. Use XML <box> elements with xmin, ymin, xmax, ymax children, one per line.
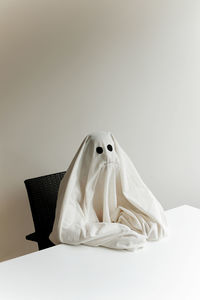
<box><xmin>50</xmin><ymin>131</ymin><xmax>167</xmax><ymax>250</ymax></box>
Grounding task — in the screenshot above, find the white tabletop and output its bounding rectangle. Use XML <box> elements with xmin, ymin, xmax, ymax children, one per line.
<box><xmin>0</xmin><ymin>205</ymin><xmax>200</xmax><ymax>300</ymax></box>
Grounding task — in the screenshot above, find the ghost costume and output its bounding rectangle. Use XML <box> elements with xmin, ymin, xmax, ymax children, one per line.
<box><xmin>50</xmin><ymin>132</ymin><xmax>167</xmax><ymax>250</ymax></box>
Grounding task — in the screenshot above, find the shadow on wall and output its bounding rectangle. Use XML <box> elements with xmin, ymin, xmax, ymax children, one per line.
<box><xmin>0</xmin><ymin>188</ymin><xmax>37</xmax><ymax>262</ymax></box>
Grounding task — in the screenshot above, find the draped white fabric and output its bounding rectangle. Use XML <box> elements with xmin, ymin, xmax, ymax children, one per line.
<box><xmin>50</xmin><ymin>132</ymin><xmax>167</xmax><ymax>250</ymax></box>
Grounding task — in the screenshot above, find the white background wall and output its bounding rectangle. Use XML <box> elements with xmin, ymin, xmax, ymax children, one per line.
<box><xmin>1</xmin><ymin>0</ymin><xmax>200</xmax><ymax>262</ymax></box>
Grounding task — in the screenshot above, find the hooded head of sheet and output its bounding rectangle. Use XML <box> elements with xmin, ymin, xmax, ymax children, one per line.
<box><xmin>50</xmin><ymin>131</ymin><xmax>167</xmax><ymax>250</ymax></box>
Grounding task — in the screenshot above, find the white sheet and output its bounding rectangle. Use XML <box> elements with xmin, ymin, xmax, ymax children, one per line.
<box><xmin>50</xmin><ymin>131</ymin><xmax>167</xmax><ymax>250</ymax></box>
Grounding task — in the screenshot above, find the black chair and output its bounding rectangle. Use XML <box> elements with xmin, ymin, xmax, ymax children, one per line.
<box><xmin>24</xmin><ymin>171</ymin><xmax>66</xmax><ymax>250</ymax></box>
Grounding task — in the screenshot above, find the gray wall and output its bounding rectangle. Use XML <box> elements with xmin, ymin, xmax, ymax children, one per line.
<box><xmin>1</xmin><ymin>0</ymin><xmax>200</xmax><ymax>261</ymax></box>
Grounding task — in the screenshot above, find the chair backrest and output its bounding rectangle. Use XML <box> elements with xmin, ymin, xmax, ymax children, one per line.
<box><xmin>24</xmin><ymin>171</ymin><xmax>66</xmax><ymax>244</ymax></box>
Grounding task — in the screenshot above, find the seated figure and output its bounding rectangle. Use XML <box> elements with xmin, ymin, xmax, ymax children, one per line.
<box><xmin>50</xmin><ymin>131</ymin><xmax>167</xmax><ymax>250</ymax></box>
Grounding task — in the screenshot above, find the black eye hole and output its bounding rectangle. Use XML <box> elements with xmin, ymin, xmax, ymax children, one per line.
<box><xmin>107</xmin><ymin>144</ymin><xmax>113</xmax><ymax>152</ymax></box>
<box><xmin>96</xmin><ymin>146</ymin><xmax>103</xmax><ymax>154</ymax></box>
